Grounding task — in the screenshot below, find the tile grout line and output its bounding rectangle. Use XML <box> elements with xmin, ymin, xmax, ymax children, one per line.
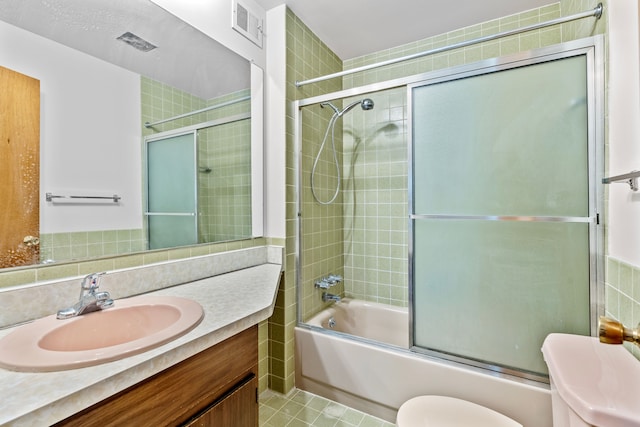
<box><xmin>259</xmin><ymin>388</ymin><xmax>396</xmax><ymax>427</ymax></box>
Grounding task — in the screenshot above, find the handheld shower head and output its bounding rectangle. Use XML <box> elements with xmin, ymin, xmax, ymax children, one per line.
<box><xmin>321</xmin><ymin>99</ymin><xmax>375</xmax><ymax>117</ymax></box>
<box><xmin>361</xmin><ymin>98</ymin><xmax>374</xmax><ymax>110</ymax></box>
<box><xmin>338</xmin><ymin>98</ymin><xmax>375</xmax><ymax>116</ymax></box>
<box><xmin>312</xmin><ymin>97</ymin><xmax>375</xmax><ymax>205</ymax></box>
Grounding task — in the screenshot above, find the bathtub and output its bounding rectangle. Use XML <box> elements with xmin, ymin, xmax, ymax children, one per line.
<box><xmin>295</xmin><ymin>298</ymin><xmax>552</xmax><ymax>426</ymax></box>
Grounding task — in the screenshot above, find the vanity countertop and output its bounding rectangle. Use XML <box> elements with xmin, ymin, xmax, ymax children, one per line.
<box><xmin>0</xmin><ymin>262</ymin><xmax>282</xmax><ymax>426</ymax></box>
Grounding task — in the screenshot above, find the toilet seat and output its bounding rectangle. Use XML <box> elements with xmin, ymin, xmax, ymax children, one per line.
<box><xmin>397</xmin><ymin>395</ymin><xmax>522</xmax><ymax>427</ymax></box>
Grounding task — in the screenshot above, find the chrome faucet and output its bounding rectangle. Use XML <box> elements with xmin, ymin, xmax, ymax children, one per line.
<box><xmin>56</xmin><ymin>272</ymin><xmax>114</xmax><ymax>319</ymax></box>
<box><xmin>315</xmin><ymin>274</ymin><xmax>343</xmax><ymax>289</ymax></box>
<box><xmin>322</xmin><ymin>292</ymin><xmax>341</xmax><ymax>303</ymax></box>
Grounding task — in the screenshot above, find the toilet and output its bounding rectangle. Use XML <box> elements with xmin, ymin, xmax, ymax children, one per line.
<box><xmin>542</xmin><ymin>333</ymin><xmax>640</xmax><ymax>427</ymax></box>
<box><xmin>398</xmin><ymin>333</ymin><xmax>640</xmax><ymax>427</ymax></box>
<box><xmin>396</xmin><ymin>395</ymin><xmax>522</xmax><ymax>427</ymax></box>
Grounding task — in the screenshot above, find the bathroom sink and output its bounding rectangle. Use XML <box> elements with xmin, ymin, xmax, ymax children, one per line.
<box><xmin>0</xmin><ymin>295</ymin><xmax>204</xmax><ymax>372</ymax></box>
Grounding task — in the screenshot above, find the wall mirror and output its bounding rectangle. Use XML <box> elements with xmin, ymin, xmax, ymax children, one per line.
<box><xmin>0</xmin><ymin>0</ymin><xmax>263</xmax><ymax>272</ymax></box>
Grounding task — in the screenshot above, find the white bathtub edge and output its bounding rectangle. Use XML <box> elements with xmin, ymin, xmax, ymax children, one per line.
<box><xmin>295</xmin><ymin>325</ymin><xmax>552</xmax><ymax>426</ymax></box>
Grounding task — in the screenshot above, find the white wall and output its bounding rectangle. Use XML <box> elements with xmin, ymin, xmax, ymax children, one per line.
<box><xmin>0</xmin><ymin>21</ymin><xmax>142</xmax><ymax>233</ymax></box>
<box><xmin>607</xmin><ymin>1</ymin><xmax>640</xmax><ymax>266</ymax></box>
<box><xmin>264</xmin><ymin>5</ymin><xmax>287</xmax><ymax>239</ymax></box>
<box><xmin>150</xmin><ymin>0</ymin><xmax>266</xmax><ymax>69</ymax></box>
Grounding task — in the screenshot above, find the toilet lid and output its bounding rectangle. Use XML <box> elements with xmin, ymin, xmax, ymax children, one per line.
<box><xmin>397</xmin><ymin>396</ymin><xmax>522</xmax><ymax>427</ymax></box>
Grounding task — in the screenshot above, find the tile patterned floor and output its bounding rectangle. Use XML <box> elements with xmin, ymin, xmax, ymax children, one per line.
<box><xmin>259</xmin><ymin>389</ymin><xmax>396</xmax><ymax>427</ymax></box>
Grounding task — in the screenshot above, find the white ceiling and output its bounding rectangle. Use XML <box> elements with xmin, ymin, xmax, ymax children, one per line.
<box><xmin>254</xmin><ymin>0</ymin><xmax>558</xmax><ymax>60</ymax></box>
<box><xmin>0</xmin><ymin>0</ymin><xmax>250</xmax><ymax>99</ymax></box>
<box><xmin>0</xmin><ymin>0</ymin><xmax>560</xmax><ymax>95</ymax></box>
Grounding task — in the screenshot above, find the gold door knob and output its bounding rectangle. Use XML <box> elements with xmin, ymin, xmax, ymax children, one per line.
<box><xmin>23</xmin><ymin>235</ymin><xmax>40</xmax><ymax>247</ymax></box>
<box><xmin>599</xmin><ymin>316</ymin><xmax>640</xmax><ymax>347</ymax></box>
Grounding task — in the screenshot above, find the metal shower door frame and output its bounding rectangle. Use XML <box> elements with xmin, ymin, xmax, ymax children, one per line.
<box><xmin>143</xmin><ymin>112</ymin><xmax>251</xmax><ymax>250</ymax></box>
<box><xmin>406</xmin><ymin>36</ymin><xmax>605</xmax><ymax>383</ymax></box>
<box><xmin>293</xmin><ymin>36</ymin><xmax>604</xmax><ymax>385</ymax></box>
<box><xmin>144</xmin><ymin>129</ymin><xmax>199</xmax><ymax>249</ymax></box>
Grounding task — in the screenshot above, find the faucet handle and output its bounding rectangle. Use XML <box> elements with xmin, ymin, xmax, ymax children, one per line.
<box><xmin>81</xmin><ymin>272</ymin><xmax>106</xmax><ymax>291</ymax></box>
<box><xmin>327</xmin><ymin>274</ymin><xmax>343</xmax><ymax>283</ymax></box>
<box><xmin>315</xmin><ymin>278</ymin><xmax>331</xmax><ymax>289</ymax></box>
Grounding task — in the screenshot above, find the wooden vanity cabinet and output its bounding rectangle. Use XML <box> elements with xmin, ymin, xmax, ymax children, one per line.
<box><xmin>55</xmin><ymin>326</ymin><xmax>258</xmax><ymax>427</ymax></box>
<box><xmin>184</xmin><ymin>374</ymin><xmax>257</xmax><ymax>426</ymax></box>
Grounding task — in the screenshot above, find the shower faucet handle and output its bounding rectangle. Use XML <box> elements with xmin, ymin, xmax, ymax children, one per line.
<box><xmin>327</xmin><ymin>274</ymin><xmax>342</xmax><ymax>284</ymax></box>
<box><xmin>315</xmin><ymin>278</ymin><xmax>332</xmax><ymax>289</ymax></box>
<box><xmin>314</xmin><ymin>274</ymin><xmax>343</xmax><ymax>289</ymax></box>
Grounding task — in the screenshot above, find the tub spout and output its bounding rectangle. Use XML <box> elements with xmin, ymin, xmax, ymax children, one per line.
<box><xmin>322</xmin><ymin>292</ymin><xmax>341</xmax><ymax>303</ymax></box>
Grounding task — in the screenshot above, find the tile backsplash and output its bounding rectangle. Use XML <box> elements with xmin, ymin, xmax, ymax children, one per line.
<box><xmin>39</xmin><ymin>229</ymin><xmax>146</xmax><ymax>264</ymax></box>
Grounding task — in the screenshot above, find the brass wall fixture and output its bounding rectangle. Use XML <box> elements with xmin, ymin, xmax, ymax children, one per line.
<box><xmin>598</xmin><ymin>316</ymin><xmax>640</xmax><ymax>347</ymax></box>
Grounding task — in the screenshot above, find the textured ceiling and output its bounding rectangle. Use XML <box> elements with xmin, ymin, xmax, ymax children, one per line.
<box><xmin>1</xmin><ymin>0</ymin><xmax>562</xmax><ymax>93</ymax></box>
<box><xmin>0</xmin><ymin>0</ymin><xmax>250</xmax><ymax>99</ymax></box>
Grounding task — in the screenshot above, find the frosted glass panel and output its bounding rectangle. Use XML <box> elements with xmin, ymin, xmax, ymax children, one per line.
<box><xmin>148</xmin><ymin>216</ymin><xmax>197</xmax><ymax>250</ymax></box>
<box><xmin>147</xmin><ymin>133</ymin><xmax>196</xmax><ymax>214</ymax></box>
<box><xmin>410</xmin><ymin>54</ymin><xmax>592</xmax><ymax>377</ymax></box>
<box><xmin>147</xmin><ymin>133</ymin><xmax>197</xmax><ymax>250</ymax></box>
<box><xmin>413</xmin><ymin>220</ymin><xmax>590</xmax><ymax>375</ymax></box>
<box><xmin>413</xmin><ymin>56</ymin><xmax>588</xmax><ymax>217</ymax></box>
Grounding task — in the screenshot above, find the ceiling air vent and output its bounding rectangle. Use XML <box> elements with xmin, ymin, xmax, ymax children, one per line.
<box><xmin>116</xmin><ymin>32</ymin><xmax>157</xmax><ymax>52</ymax></box>
<box><xmin>232</xmin><ymin>0</ymin><xmax>263</xmax><ymax>48</ymax></box>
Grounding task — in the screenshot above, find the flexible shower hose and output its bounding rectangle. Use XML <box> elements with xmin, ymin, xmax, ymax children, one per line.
<box><xmin>311</xmin><ymin>112</ymin><xmax>341</xmax><ymax>205</ymax></box>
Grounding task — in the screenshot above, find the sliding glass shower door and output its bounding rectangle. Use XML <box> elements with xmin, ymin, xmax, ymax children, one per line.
<box><xmin>146</xmin><ymin>132</ymin><xmax>198</xmax><ymax>250</ymax></box>
<box><xmin>410</xmin><ymin>52</ymin><xmax>599</xmax><ymax>378</ymax></box>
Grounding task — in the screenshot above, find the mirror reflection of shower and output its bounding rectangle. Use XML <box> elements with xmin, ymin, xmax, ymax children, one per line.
<box><xmin>311</xmin><ymin>98</ymin><xmax>375</xmax><ymax>204</ymax></box>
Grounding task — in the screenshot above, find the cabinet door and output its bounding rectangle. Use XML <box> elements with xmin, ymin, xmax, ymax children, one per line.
<box><xmin>55</xmin><ymin>326</ymin><xmax>258</xmax><ymax>427</ymax></box>
<box><xmin>185</xmin><ymin>375</ymin><xmax>257</xmax><ymax>427</ymax></box>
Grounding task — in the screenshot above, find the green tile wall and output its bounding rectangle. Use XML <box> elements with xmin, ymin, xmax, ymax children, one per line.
<box><xmin>141</xmin><ymin>77</ymin><xmax>208</xmax><ymax>135</ymax></box>
<box><xmin>298</xmin><ymin>102</ymin><xmax>346</xmax><ymax>320</ymax></box>
<box><xmin>197</xmin><ymin>110</ymin><xmax>252</xmax><ymax>243</ymax></box>
<box><xmin>341</xmin><ymin>87</ymin><xmax>409</xmax><ymax>307</ymax></box>
<box><xmin>39</xmin><ymin>229</ymin><xmax>146</xmax><ymax>263</ymax></box>
<box><xmin>279</xmin><ymin>7</ymin><xmax>343</xmax><ymax>394</ymax></box>
<box><xmin>200</xmin><ymin>92</ymin><xmax>253</xmax><ymax>244</ymax></box>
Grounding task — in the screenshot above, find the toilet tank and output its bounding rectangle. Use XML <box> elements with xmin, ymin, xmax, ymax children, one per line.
<box><xmin>542</xmin><ymin>333</ymin><xmax>640</xmax><ymax>427</ymax></box>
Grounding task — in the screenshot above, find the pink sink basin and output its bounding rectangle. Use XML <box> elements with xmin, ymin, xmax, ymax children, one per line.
<box><xmin>0</xmin><ymin>295</ymin><xmax>204</xmax><ymax>372</ymax></box>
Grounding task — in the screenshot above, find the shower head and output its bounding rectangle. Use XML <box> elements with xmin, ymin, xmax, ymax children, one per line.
<box><xmin>321</xmin><ymin>98</ymin><xmax>375</xmax><ymax>117</ymax></box>
<box><xmin>338</xmin><ymin>98</ymin><xmax>375</xmax><ymax>116</ymax></box>
<box><xmin>361</xmin><ymin>98</ymin><xmax>374</xmax><ymax>110</ymax></box>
